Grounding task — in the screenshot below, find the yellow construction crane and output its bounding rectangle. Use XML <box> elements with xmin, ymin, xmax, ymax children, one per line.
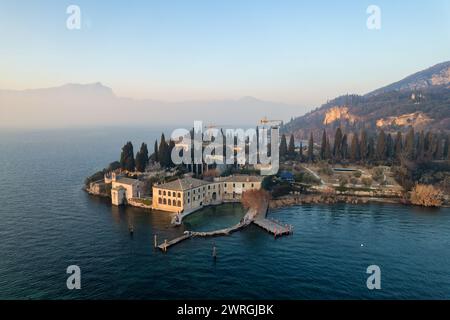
<box><xmin>259</xmin><ymin>117</ymin><xmax>283</xmax><ymax>128</ymax></box>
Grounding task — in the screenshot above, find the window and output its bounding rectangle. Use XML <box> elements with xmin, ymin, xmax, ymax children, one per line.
<box><xmin>251</xmin><ymin>183</ymin><xmax>254</xmax><ymax>188</ymax></box>
<box><xmin>225</xmin><ymin>183</ymin><xmax>227</xmax><ymax>187</ymax></box>
<box><xmin>158</xmin><ymin>190</ymin><xmax>161</xmax><ymax>195</ymax></box>
<box><xmin>163</xmin><ymin>198</ymin><xmax>167</xmax><ymax>204</ymax></box>
<box><xmin>178</xmin><ymin>192</ymin><xmax>181</xmax><ymax>198</ymax></box>
<box><xmin>168</xmin><ymin>199</ymin><xmax>172</xmax><ymax>205</ymax></box>
<box><xmin>208</xmin><ymin>185</ymin><xmax>210</xmax><ymax>190</ymax></box>
<box><xmin>163</xmin><ymin>191</ymin><xmax>166</xmax><ymax>196</ymax></box>
<box><xmin>158</xmin><ymin>198</ymin><xmax>162</xmax><ymax>204</ymax></box>
<box><xmin>242</xmin><ymin>183</ymin><xmax>245</xmax><ymax>188</ymax></box>
<box><xmin>233</xmin><ymin>183</ymin><xmax>235</xmax><ymax>187</ymax></box>
<box><xmin>177</xmin><ymin>200</ymin><xmax>181</xmax><ymax>207</ymax></box>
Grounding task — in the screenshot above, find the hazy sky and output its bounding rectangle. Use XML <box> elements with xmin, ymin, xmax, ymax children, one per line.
<box><xmin>0</xmin><ymin>0</ymin><xmax>449</xmax><ymax>105</ymax></box>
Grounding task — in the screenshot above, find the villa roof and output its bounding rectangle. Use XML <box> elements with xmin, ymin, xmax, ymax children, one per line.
<box><xmin>114</xmin><ymin>177</ymin><xmax>140</xmax><ymax>185</ymax></box>
<box><xmin>221</xmin><ymin>175</ymin><xmax>264</xmax><ymax>183</ymax></box>
<box><xmin>156</xmin><ymin>177</ymin><xmax>209</xmax><ymax>191</ymax></box>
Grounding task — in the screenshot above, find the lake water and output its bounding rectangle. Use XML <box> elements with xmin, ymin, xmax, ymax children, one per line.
<box><xmin>0</xmin><ymin>128</ymin><xmax>449</xmax><ymax>299</ymax></box>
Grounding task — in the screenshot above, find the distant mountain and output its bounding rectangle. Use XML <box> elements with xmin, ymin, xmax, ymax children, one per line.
<box><xmin>283</xmin><ymin>61</ymin><xmax>450</xmax><ymax>140</ymax></box>
<box><xmin>367</xmin><ymin>61</ymin><xmax>450</xmax><ymax>96</ymax></box>
<box><xmin>0</xmin><ymin>83</ymin><xmax>301</xmax><ymax>129</ymax></box>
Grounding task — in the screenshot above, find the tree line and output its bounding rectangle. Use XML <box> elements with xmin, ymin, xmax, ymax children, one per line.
<box><xmin>119</xmin><ymin>133</ymin><xmax>176</xmax><ymax>172</ymax></box>
<box><xmin>279</xmin><ymin>127</ymin><xmax>450</xmax><ymax>164</ymax></box>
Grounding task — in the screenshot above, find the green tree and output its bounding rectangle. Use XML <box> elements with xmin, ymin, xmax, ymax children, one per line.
<box><xmin>158</xmin><ymin>133</ymin><xmax>170</xmax><ymax>168</ymax></box>
<box><xmin>299</xmin><ymin>141</ymin><xmax>303</xmax><ymax>161</ymax></box>
<box><xmin>360</xmin><ymin>129</ymin><xmax>368</xmax><ymax>162</ymax></box>
<box><xmin>135</xmin><ymin>142</ymin><xmax>149</xmax><ymax>172</ymax></box>
<box><xmin>151</xmin><ymin>140</ymin><xmax>159</xmax><ymax>162</ymax></box>
<box><xmin>404</xmin><ymin>127</ymin><xmax>415</xmax><ymax>160</ymax></box>
<box><xmin>394</xmin><ymin>131</ymin><xmax>403</xmax><ymax>160</ymax></box>
<box><xmin>386</xmin><ymin>133</ymin><xmax>394</xmax><ymax>160</ymax></box>
<box><xmin>120</xmin><ymin>141</ymin><xmax>135</xmax><ymax>172</ymax></box>
<box><xmin>307</xmin><ymin>132</ymin><xmax>314</xmax><ymax>162</ymax></box>
<box><xmin>350</xmin><ymin>133</ymin><xmax>360</xmax><ymax>162</ymax></box>
<box><xmin>333</xmin><ymin>128</ymin><xmax>343</xmax><ymax>160</ymax></box>
<box><xmin>279</xmin><ymin>134</ymin><xmax>288</xmax><ymax>158</ymax></box>
<box><xmin>376</xmin><ymin>129</ymin><xmax>386</xmax><ymax>161</ymax></box>
<box><xmin>320</xmin><ymin>130</ymin><xmax>327</xmax><ymax>160</ymax></box>
<box><xmin>288</xmin><ymin>134</ymin><xmax>296</xmax><ymax>156</ymax></box>
<box><xmin>367</xmin><ymin>136</ymin><xmax>375</xmax><ymax>161</ymax></box>
<box><xmin>341</xmin><ymin>134</ymin><xmax>348</xmax><ymax>160</ymax></box>
<box><xmin>444</xmin><ymin>135</ymin><xmax>449</xmax><ymax>160</ymax></box>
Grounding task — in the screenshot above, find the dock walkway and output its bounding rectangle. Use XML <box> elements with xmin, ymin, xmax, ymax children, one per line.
<box><xmin>157</xmin><ymin>198</ymin><xmax>292</xmax><ymax>252</ymax></box>
<box><xmin>252</xmin><ymin>200</ymin><xmax>293</xmax><ymax>237</ymax></box>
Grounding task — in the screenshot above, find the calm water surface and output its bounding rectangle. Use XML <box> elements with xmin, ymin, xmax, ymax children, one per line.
<box><xmin>0</xmin><ymin>128</ymin><xmax>449</xmax><ymax>299</ymax></box>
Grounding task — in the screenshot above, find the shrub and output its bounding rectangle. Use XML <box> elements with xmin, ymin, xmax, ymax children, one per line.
<box><xmin>410</xmin><ymin>184</ymin><xmax>444</xmax><ymax>207</ymax></box>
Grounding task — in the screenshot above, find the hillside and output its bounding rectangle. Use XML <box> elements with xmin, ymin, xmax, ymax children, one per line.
<box><xmin>283</xmin><ymin>62</ymin><xmax>450</xmax><ymax>140</ymax></box>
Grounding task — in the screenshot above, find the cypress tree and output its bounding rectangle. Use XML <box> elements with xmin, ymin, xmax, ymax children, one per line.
<box><xmin>386</xmin><ymin>133</ymin><xmax>394</xmax><ymax>160</ymax></box>
<box><xmin>158</xmin><ymin>133</ymin><xmax>169</xmax><ymax>167</ymax></box>
<box><xmin>279</xmin><ymin>134</ymin><xmax>288</xmax><ymax>158</ymax></box>
<box><xmin>350</xmin><ymin>133</ymin><xmax>360</xmax><ymax>162</ymax></box>
<box><xmin>153</xmin><ymin>140</ymin><xmax>159</xmax><ymax>162</ymax></box>
<box><xmin>324</xmin><ymin>136</ymin><xmax>332</xmax><ymax>160</ymax></box>
<box><xmin>307</xmin><ymin>132</ymin><xmax>314</xmax><ymax>162</ymax></box>
<box><xmin>299</xmin><ymin>141</ymin><xmax>303</xmax><ymax>161</ymax></box>
<box><xmin>394</xmin><ymin>131</ymin><xmax>403</xmax><ymax>160</ymax></box>
<box><xmin>404</xmin><ymin>128</ymin><xmax>415</xmax><ymax>160</ymax></box>
<box><xmin>320</xmin><ymin>130</ymin><xmax>327</xmax><ymax>160</ymax></box>
<box><xmin>341</xmin><ymin>134</ymin><xmax>348</xmax><ymax>160</ymax></box>
<box><xmin>360</xmin><ymin>129</ymin><xmax>368</xmax><ymax>162</ymax></box>
<box><xmin>376</xmin><ymin>130</ymin><xmax>386</xmax><ymax>161</ymax></box>
<box><xmin>135</xmin><ymin>143</ymin><xmax>149</xmax><ymax>172</ymax></box>
<box><xmin>288</xmin><ymin>134</ymin><xmax>296</xmax><ymax>156</ymax></box>
<box><xmin>333</xmin><ymin>128</ymin><xmax>343</xmax><ymax>160</ymax></box>
<box><xmin>417</xmin><ymin>131</ymin><xmax>425</xmax><ymax>162</ymax></box>
<box><xmin>444</xmin><ymin>135</ymin><xmax>449</xmax><ymax>160</ymax></box>
<box><xmin>367</xmin><ymin>136</ymin><xmax>375</xmax><ymax>161</ymax></box>
<box><xmin>120</xmin><ymin>141</ymin><xmax>135</xmax><ymax>172</ymax></box>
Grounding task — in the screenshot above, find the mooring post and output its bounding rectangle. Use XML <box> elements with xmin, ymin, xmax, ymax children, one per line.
<box><xmin>154</xmin><ymin>234</ymin><xmax>157</xmax><ymax>248</ymax></box>
<box><xmin>164</xmin><ymin>239</ymin><xmax>168</xmax><ymax>253</ymax></box>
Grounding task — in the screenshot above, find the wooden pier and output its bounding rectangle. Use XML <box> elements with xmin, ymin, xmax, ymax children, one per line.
<box><xmin>252</xmin><ymin>200</ymin><xmax>293</xmax><ymax>238</ymax></box>
<box><xmin>157</xmin><ymin>233</ymin><xmax>192</xmax><ymax>252</ymax></box>
<box><xmin>253</xmin><ymin>218</ymin><xmax>293</xmax><ymax>237</ymax></box>
<box><xmin>157</xmin><ymin>199</ymin><xmax>292</xmax><ymax>252</ymax></box>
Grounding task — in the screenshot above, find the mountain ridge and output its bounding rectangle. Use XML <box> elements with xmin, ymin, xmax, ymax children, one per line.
<box><xmin>283</xmin><ymin>61</ymin><xmax>450</xmax><ymax>139</ymax></box>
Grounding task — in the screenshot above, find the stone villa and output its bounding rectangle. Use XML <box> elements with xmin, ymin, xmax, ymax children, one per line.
<box><xmin>152</xmin><ymin>175</ymin><xmax>263</xmax><ymax>214</ymax></box>
<box><xmin>107</xmin><ymin>172</ymin><xmax>143</xmax><ymax>206</ymax></box>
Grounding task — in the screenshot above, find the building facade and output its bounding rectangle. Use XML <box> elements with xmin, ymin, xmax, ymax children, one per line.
<box><xmin>152</xmin><ymin>175</ymin><xmax>263</xmax><ymax>213</ymax></box>
<box><xmin>108</xmin><ymin>173</ymin><xmax>143</xmax><ymax>206</ymax></box>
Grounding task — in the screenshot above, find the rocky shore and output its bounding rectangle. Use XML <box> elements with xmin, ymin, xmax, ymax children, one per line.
<box><xmin>269</xmin><ymin>194</ymin><xmax>402</xmax><ymax>209</ymax></box>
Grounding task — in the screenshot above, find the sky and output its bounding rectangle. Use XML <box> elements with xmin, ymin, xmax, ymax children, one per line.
<box><xmin>0</xmin><ymin>0</ymin><xmax>449</xmax><ymax>106</ymax></box>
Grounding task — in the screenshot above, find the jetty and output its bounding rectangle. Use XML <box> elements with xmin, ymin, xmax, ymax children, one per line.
<box><xmin>157</xmin><ymin>199</ymin><xmax>292</xmax><ymax>252</ymax></box>
<box><xmin>252</xmin><ymin>200</ymin><xmax>293</xmax><ymax>238</ymax></box>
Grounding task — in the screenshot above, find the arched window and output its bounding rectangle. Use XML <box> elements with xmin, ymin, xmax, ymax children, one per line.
<box><xmin>158</xmin><ymin>198</ymin><xmax>162</xmax><ymax>204</ymax></box>
<box><xmin>163</xmin><ymin>198</ymin><xmax>167</xmax><ymax>204</ymax></box>
<box><xmin>177</xmin><ymin>200</ymin><xmax>181</xmax><ymax>207</ymax></box>
<box><xmin>163</xmin><ymin>191</ymin><xmax>166</xmax><ymax>196</ymax></box>
<box><xmin>168</xmin><ymin>199</ymin><xmax>172</xmax><ymax>205</ymax></box>
<box><xmin>178</xmin><ymin>192</ymin><xmax>181</xmax><ymax>198</ymax></box>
